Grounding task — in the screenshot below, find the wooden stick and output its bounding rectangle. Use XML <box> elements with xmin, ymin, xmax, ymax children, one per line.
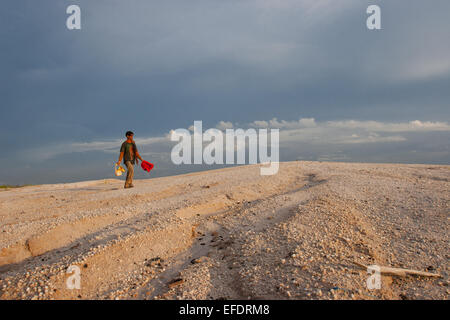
<box><xmin>167</xmin><ymin>278</ymin><xmax>184</xmax><ymax>289</ymax></box>
<box><xmin>353</xmin><ymin>261</ymin><xmax>442</xmax><ymax>278</ymax></box>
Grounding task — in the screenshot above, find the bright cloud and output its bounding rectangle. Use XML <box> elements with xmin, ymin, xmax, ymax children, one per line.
<box><xmin>23</xmin><ymin>118</ymin><xmax>450</xmax><ymax>162</ymax></box>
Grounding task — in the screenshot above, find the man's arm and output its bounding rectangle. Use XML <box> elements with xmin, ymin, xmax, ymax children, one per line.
<box><xmin>116</xmin><ymin>152</ymin><xmax>124</xmax><ymax>166</ymax></box>
<box><xmin>136</xmin><ymin>151</ymin><xmax>143</xmax><ymax>162</ymax></box>
<box><xmin>134</xmin><ymin>143</ymin><xmax>143</xmax><ymax>163</ymax></box>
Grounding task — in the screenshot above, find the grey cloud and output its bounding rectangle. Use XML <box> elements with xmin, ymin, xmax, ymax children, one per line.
<box><xmin>0</xmin><ymin>0</ymin><xmax>449</xmax><ymax>184</ymax></box>
<box><xmin>14</xmin><ymin>118</ymin><xmax>450</xmax><ymax>161</ymax></box>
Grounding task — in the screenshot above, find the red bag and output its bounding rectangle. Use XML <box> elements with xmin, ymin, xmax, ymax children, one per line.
<box><xmin>141</xmin><ymin>160</ymin><xmax>154</xmax><ymax>172</ymax></box>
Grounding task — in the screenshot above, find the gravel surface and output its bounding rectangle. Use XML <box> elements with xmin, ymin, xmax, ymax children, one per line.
<box><xmin>0</xmin><ymin>161</ymin><xmax>448</xmax><ymax>300</ymax></box>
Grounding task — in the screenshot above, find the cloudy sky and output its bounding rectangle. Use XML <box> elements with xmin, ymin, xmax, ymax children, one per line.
<box><xmin>1</xmin><ymin>0</ymin><xmax>449</xmax><ymax>185</ymax></box>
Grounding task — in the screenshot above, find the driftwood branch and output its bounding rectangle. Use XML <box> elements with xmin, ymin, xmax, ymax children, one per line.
<box><xmin>353</xmin><ymin>261</ymin><xmax>442</xmax><ymax>278</ymax></box>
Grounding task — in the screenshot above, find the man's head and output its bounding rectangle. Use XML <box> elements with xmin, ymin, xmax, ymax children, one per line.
<box><xmin>125</xmin><ymin>131</ymin><xmax>134</xmax><ymax>140</ymax></box>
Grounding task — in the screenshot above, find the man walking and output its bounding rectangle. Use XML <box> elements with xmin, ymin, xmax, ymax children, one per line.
<box><xmin>116</xmin><ymin>131</ymin><xmax>144</xmax><ymax>189</ymax></box>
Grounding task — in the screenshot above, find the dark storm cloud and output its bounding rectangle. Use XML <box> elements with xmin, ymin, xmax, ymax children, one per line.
<box><xmin>0</xmin><ymin>0</ymin><xmax>449</xmax><ymax>184</ymax></box>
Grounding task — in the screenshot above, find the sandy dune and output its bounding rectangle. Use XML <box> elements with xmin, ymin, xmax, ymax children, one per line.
<box><xmin>0</xmin><ymin>161</ymin><xmax>448</xmax><ymax>300</ymax></box>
